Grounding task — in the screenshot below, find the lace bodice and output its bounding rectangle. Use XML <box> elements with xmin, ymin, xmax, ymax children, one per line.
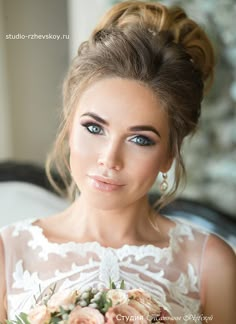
<box><xmin>1</xmin><ymin>217</ymin><xmax>210</xmax><ymax>323</ymax></box>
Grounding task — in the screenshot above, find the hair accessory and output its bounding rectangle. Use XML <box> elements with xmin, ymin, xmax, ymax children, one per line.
<box><xmin>160</xmin><ymin>173</ymin><xmax>168</xmax><ymax>192</ymax></box>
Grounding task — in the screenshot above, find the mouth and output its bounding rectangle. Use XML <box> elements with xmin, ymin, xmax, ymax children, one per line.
<box><xmin>88</xmin><ymin>175</ymin><xmax>125</xmax><ymax>192</ymax></box>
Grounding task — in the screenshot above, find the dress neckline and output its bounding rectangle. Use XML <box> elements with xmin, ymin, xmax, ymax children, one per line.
<box><xmin>21</xmin><ymin>216</ymin><xmax>181</xmax><ymax>253</ymax></box>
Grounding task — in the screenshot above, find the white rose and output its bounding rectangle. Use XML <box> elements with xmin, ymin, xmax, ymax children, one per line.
<box><xmin>106</xmin><ymin>289</ymin><xmax>128</xmax><ymax>306</ymax></box>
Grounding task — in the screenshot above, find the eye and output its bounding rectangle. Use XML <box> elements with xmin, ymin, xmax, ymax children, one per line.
<box><xmin>130</xmin><ymin>135</ymin><xmax>155</xmax><ymax>146</ymax></box>
<box><xmin>82</xmin><ymin>123</ymin><xmax>104</xmax><ymax>135</ymax></box>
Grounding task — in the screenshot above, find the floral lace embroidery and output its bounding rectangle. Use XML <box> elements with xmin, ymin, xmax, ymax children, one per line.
<box><xmin>11</xmin><ymin>218</ymin><xmax>193</xmax><ymax>262</ymax></box>
<box><xmin>3</xmin><ymin>218</ymin><xmax>208</xmax><ymax>322</ymax></box>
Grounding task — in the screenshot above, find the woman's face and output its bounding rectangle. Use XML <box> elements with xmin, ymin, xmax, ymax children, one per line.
<box><xmin>69</xmin><ymin>77</ymin><xmax>172</xmax><ymax>210</ymax></box>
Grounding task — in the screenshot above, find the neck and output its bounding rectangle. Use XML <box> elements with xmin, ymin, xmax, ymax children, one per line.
<box><xmin>67</xmin><ymin>195</ymin><xmax>156</xmax><ymax>247</ymax></box>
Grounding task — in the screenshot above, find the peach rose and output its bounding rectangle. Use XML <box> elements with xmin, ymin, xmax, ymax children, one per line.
<box><xmin>128</xmin><ymin>289</ymin><xmax>161</xmax><ymax>316</ymax></box>
<box><xmin>105</xmin><ymin>304</ymin><xmax>147</xmax><ymax>324</ymax></box>
<box><xmin>47</xmin><ymin>289</ymin><xmax>78</xmax><ymax>312</ymax></box>
<box><xmin>27</xmin><ymin>305</ymin><xmax>51</xmax><ymax>324</ymax></box>
<box><xmin>129</xmin><ymin>300</ymin><xmax>175</xmax><ymax>324</ymax></box>
<box><xmin>129</xmin><ymin>292</ymin><xmax>175</xmax><ymax>324</ymax></box>
<box><xmin>127</xmin><ymin>288</ymin><xmax>152</xmax><ymax>302</ymax></box>
<box><xmin>68</xmin><ymin>306</ymin><xmax>105</xmax><ymax>324</ymax></box>
<box><xmin>106</xmin><ymin>289</ymin><xmax>128</xmax><ymax>306</ymax></box>
<box><xmin>128</xmin><ymin>300</ymin><xmax>149</xmax><ymax>317</ymax></box>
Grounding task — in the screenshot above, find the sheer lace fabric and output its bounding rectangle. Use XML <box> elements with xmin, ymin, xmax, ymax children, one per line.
<box><xmin>1</xmin><ymin>218</ymin><xmax>209</xmax><ymax>323</ymax></box>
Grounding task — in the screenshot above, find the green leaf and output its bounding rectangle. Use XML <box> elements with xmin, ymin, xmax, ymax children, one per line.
<box><xmin>49</xmin><ymin>317</ymin><xmax>61</xmax><ymax>324</ymax></box>
<box><xmin>101</xmin><ymin>297</ymin><xmax>113</xmax><ymax>314</ymax></box>
<box><xmin>120</xmin><ymin>279</ymin><xmax>125</xmax><ymax>289</ymax></box>
<box><xmin>17</xmin><ymin>313</ymin><xmax>29</xmax><ymax>324</ymax></box>
<box><xmin>6</xmin><ymin>313</ymin><xmax>30</xmax><ymax>324</ymax></box>
<box><xmin>109</xmin><ymin>277</ymin><xmax>113</xmax><ymax>289</ymax></box>
<box><xmin>109</xmin><ymin>277</ymin><xmax>126</xmax><ymax>290</ymax></box>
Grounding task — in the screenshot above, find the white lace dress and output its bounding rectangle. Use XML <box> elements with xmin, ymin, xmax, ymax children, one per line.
<box><xmin>1</xmin><ymin>218</ymin><xmax>210</xmax><ymax>323</ymax></box>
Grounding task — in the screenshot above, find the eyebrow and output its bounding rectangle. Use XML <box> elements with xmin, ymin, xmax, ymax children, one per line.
<box><xmin>129</xmin><ymin>125</ymin><xmax>161</xmax><ymax>138</ymax></box>
<box><xmin>81</xmin><ymin>112</ymin><xmax>108</xmax><ymax>125</ymax></box>
<box><xmin>80</xmin><ymin>112</ymin><xmax>161</xmax><ymax>138</ymax></box>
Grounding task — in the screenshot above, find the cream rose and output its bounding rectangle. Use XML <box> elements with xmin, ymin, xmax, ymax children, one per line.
<box><xmin>105</xmin><ymin>304</ymin><xmax>147</xmax><ymax>324</ymax></box>
<box><xmin>68</xmin><ymin>306</ymin><xmax>105</xmax><ymax>324</ymax></box>
<box><xmin>106</xmin><ymin>289</ymin><xmax>128</xmax><ymax>306</ymax></box>
<box><xmin>47</xmin><ymin>289</ymin><xmax>78</xmax><ymax>312</ymax></box>
<box><xmin>27</xmin><ymin>305</ymin><xmax>51</xmax><ymax>324</ymax></box>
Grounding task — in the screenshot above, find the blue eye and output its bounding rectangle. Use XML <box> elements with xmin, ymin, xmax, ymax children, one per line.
<box><xmin>83</xmin><ymin>123</ymin><xmax>103</xmax><ymax>135</ymax></box>
<box><xmin>131</xmin><ymin>135</ymin><xmax>155</xmax><ymax>146</ymax></box>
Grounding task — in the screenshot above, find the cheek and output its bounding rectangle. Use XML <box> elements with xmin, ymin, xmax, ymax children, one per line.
<box><xmin>130</xmin><ymin>150</ymin><xmax>163</xmax><ymax>185</ymax></box>
<box><xmin>70</xmin><ymin>127</ymin><xmax>89</xmax><ymax>154</ymax></box>
<box><xmin>70</xmin><ymin>125</ymin><xmax>102</xmax><ymax>158</ymax></box>
<box><xmin>69</xmin><ymin>129</ymin><xmax>97</xmax><ymax>182</ymax></box>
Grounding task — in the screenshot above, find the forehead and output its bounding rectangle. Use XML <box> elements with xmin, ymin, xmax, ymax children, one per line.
<box><xmin>75</xmin><ymin>77</ymin><xmax>168</xmax><ymax>130</ymax></box>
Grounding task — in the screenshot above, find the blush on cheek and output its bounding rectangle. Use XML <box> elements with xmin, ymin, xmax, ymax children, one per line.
<box><xmin>69</xmin><ymin>137</ymin><xmax>97</xmax><ymax>190</ymax></box>
<box><xmin>69</xmin><ymin>152</ymin><xmax>85</xmax><ymax>192</ymax></box>
<box><xmin>69</xmin><ymin>126</ymin><xmax>82</xmax><ymax>152</ymax></box>
<box><xmin>69</xmin><ymin>128</ymin><xmax>94</xmax><ymax>156</ymax></box>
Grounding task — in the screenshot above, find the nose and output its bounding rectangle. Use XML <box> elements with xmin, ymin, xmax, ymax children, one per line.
<box><xmin>97</xmin><ymin>140</ymin><xmax>123</xmax><ymax>171</ymax></box>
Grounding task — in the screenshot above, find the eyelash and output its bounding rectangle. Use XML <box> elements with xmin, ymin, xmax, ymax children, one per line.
<box><xmin>130</xmin><ymin>135</ymin><xmax>155</xmax><ymax>146</ymax></box>
<box><xmin>81</xmin><ymin>122</ymin><xmax>155</xmax><ymax>147</ymax></box>
<box><xmin>82</xmin><ymin>122</ymin><xmax>104</xmax><ymax>135</ymax></box>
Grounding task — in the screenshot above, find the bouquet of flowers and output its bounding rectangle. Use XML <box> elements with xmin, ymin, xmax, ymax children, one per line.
<box><xmin>7</xmin><ymin>280</ymin><xmax>175</xmax><ymax>324</ymax></box>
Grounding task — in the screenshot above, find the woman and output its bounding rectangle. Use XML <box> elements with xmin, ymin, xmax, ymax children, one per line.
<box><xmin>0</xmin><ymin>1</ymin><xmax>235</xmax><ymax>323</ymax></box>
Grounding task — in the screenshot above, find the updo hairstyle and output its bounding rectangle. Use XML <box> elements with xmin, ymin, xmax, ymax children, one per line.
<box><xmin>46</xmin><ymin>1</ymin><xmax>215</xmax><ymax>209</ymax></box>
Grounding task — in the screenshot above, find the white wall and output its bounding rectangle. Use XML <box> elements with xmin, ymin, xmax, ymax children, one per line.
<box><xmin>0</xmin><ymin>0</ymin><xmax>113</xmax><ymax>165</ymax></box>
<box><xmin>2</xmin><ymin>0</ymin><xmax>69</xmax><ymax>164</ymax></box>
<box><xmin>68</xmin><ymin>0</ymin><xmax>112</xmax><ymax>59</ymax></box>
<box><xmin>0</xmin><ymin>0</ymin><xmax>12</xmax><ymax>160</ymax></box>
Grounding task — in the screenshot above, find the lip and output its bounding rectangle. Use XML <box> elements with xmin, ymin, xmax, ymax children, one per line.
<box><xmin>88</xmin><ymin>175</ymin><xmax>125</xmax><ymax>192</ymax></box>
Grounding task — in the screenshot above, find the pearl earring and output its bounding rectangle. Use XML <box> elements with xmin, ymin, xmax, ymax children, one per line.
<box><xmin>160</xmin><ymin>173</ymin><xmax>168</xmax><ymax>192</ymax></box>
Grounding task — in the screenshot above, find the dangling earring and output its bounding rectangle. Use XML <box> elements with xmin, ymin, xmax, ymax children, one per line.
<box><xmin>160</xmin><ymin>173</ymin><xmax>168</xmax><ymax>192</ymax></box>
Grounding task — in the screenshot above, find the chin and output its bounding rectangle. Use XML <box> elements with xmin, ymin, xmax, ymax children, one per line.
<box><xmin>81</xmin><ymin>191</ymin><xmax>128</xmax><ymax>211</ymax></box>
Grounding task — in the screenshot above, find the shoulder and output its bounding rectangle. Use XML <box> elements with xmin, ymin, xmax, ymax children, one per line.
<box><xmin>0</xmin><ymin>218</ymin><xmax>40</xmax><ymax>250</ymax></box>
<box><xmin>0</xmin><ymin>234</ymin><xmax>5</xmax><ymax>279</ymax></box>
<box><xmin>0</xmin><ymin>233</ymin><xmax>5</xmax><ymax>265</ymax></box>
<box><xmin>202</xmin><ymin>233</ymin><xmax>236</xmax><ymax>277</ymax></box>
<box><xmin>166</xmin><ymin>216</ymin><xmax>210</xmax><ymax>245</ymax></box>
<box><xmin>0</xmin><ymin>218</ymin><xmax>34</xmax><ymax>236</ymax></box>
<box><xmin>0</xmin><ymin>234</ymin><xmax>7</xmax><ymax>320</ymax></box>
<box><xmin>200</xmin><ymin>233</ymin><xmax>236</xmax><ymax>322</ymax></box>
<box><xmin>205</xmin><ymin>232</ymin><xmax>235</xmax><ymax>257</ymax></box>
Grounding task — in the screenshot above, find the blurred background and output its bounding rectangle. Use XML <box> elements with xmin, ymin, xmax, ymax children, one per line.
<box><xmin>0</xmin><ymin>0</ymin><xmax>236</xmax><ymax>220</ymax></box>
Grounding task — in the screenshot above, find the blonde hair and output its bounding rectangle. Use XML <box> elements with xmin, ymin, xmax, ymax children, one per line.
<box><xmin>46</xmin><ymin>1</ymin><xmax>215</xmax><ymax>212</ymax></box>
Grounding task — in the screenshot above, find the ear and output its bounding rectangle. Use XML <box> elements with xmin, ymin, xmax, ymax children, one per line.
<box><xmin>160</xmin><ymin>155</ymin><xmax>174</xmax><ymax>173</ymax></box>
